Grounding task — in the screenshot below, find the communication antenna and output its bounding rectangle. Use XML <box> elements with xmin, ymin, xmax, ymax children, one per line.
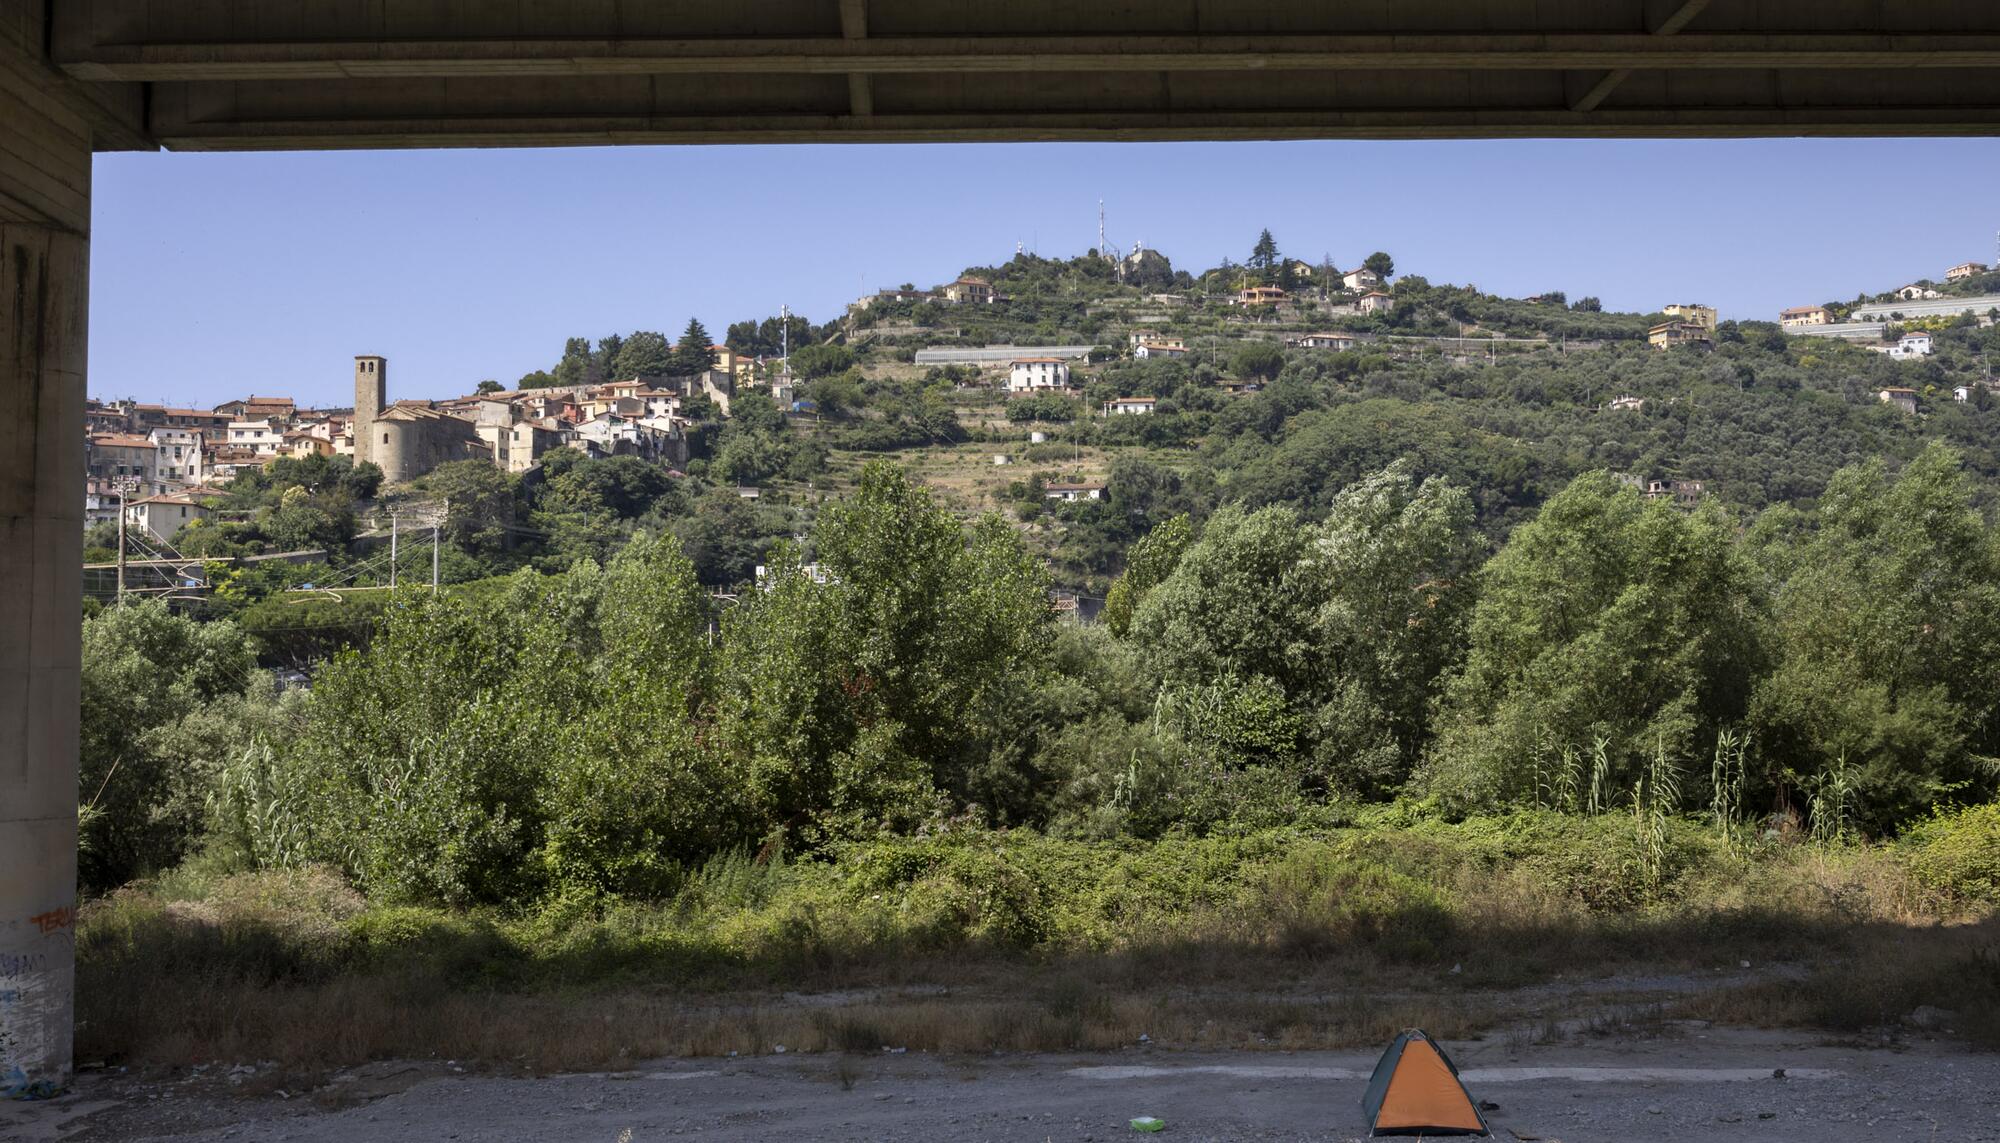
<box><xmin>1098</xmin><ymin>199</ymin><xmax>1107</xmax><ymax>259</ymax></box>
<box><xmin>781</xmin><ymin>303</ymin><xmax>791</xmax><ymax>380</ymax></box>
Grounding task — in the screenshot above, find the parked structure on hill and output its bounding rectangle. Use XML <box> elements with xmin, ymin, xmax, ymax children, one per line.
<box><xmin>1947</xmin><ymin>261</ymin><xmax>1988</xmax><ymax>281</ymax></box>
<box><xmin>1781</xmin><ymin>305</ymin><xmax>1832</xmax><ymax>327</ymax></box>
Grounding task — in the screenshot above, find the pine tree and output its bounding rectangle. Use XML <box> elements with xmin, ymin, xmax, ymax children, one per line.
<box><xmin>1248</xmin><ymin>229</ymin><xmax>1280</xmax><ymax>272</ymax></box>
<box><xmin>674</xmin><ymin>318</ymin><xmax>714</xmax><ymax>374</ymax></box>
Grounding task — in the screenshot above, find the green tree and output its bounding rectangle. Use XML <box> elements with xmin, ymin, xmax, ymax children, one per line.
<box><xmin>475</xmin><ymin>379</ymin><xmax>503</xmax><ymax>395</ymax></box>
<box><xmin>80</xmin><ymin>602</ymin><xmax>260</xmax><ymax>888</ymax></box>
<box><xmin>674</xmin><ymin>317</ymin><xmax>715</xmax><ymax>374</ymax></box>
<box><xmin>1751</xmin><ymin>445</ymin><xmax>2000</xmax><ymax>829</ymax></box>
<box><xmin>1230</xmin><ymin>341</ymin><xmax>1285</xmax><ymax>381</ymax></box>
<box><xmin>1363</xmin><ymin>251</ymin><xmax>1395</xmax><ymax>280</ymax></box>
<box><xmin>1425</xmin><ymin>472</ymin><xmax>1765</xmax><ymax>810</ymax></box>
<box><xmin>717</xmin><ymin>463</ymin><xmax>1052</xmax><ymax>841</ymax></box>
<box><xmin>1102</xmin><ymin>513</ymin><xmax>1193</xmax><ymax>636</ymax></box>
<box><xmin>1248</xmin><ymin>229</ymin><xmax>1281</xmax><ymax>273</ymax></box>
<box><xmin>611</xmin><ymin>330</ymin><xmax>673</xmax><ymax>378</ymax></box>
<box><xmin>791</xmin><ymin>342</ymin><xmax>856</xmax><ymax>379</ymax></box>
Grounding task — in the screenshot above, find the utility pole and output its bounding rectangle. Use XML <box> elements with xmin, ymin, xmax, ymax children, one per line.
<box><xmin>114</xmin><ymin>487</ymin><xmax>126</xmax><ymax>606</ymax></box>
<box><xmin>432</xmin><ymin>498</ymin><xmax>443</xmax><ymax>593</ymax></box>
<box><xmin>389</xmin><ymin>512</ymin><xmax>398</xmax><ymax>588</ymax></box>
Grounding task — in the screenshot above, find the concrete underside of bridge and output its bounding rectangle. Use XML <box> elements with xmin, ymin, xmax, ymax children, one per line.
<box><xmin>7</xmin><ymin>0</ymin><xmax>2000</xmax><ymax>1098</ymax></box>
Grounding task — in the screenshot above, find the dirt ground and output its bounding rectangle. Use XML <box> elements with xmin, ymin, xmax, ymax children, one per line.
<box><xmin>7</xmin><ymin>1025</ymin><xmax>1998</xmax><ymax>1142</ymax></box>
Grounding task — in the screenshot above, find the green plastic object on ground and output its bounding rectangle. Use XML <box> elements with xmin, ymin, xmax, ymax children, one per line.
<box><xmin>1130</xmin><ymin>1115</ymin><xmax>1167</xmax><ymax>1132</ymax></box>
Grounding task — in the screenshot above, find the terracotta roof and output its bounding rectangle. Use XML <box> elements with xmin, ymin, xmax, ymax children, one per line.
<box><xmin>1012</xmin><ymin>357</ymin><xmax>1068</xmax><ymax>364</ymax></box>
<box><xmin>90</xmin><ymin>433</ymin><xmax>154</xmax><ymax>448</ymax></box>
<box><xmin>129</xmin><ymin>494</ymin><xmax>207</xmax><ymax>507</ymax></box>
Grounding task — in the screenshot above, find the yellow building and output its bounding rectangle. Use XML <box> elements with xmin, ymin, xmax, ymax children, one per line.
<box><xmin>1648</xmin><ymin>321</ymin><xmax>1712</xmax><ymax>350</ymax></box>
<box><xmin>1780</xmin><ymin>305</ymin><xmax>1831</xmax><ymax>327</ymax></box>
<box><xmin>1662</xmin><ymin>303</ymin><xmax>1716</xmax><ymax>331</ymax></box>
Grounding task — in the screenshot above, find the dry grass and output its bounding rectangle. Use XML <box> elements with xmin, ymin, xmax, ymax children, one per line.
<box><xmin>72</xmin><ymin>817</ymin><xmax>2000</xmax><ymax>1072</ymax></box>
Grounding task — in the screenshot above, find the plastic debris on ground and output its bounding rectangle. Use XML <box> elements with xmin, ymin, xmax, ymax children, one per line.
<box><xmin>1130</xmin><ymin>1115</ymin><xmax>1167</xmax><ymax>1132</ymax></box>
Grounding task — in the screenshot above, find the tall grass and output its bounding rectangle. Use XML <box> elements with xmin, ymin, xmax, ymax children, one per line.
<box><xmin>73</xmin><ymin>808</ymin><xmax>2000</xmax><ymax>1069</ymax></box>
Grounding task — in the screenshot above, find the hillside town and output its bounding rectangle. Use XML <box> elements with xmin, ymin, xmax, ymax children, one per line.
<box><xmin>87</xmin><ymin>239</ymin><xmax>2000</xmax><ymax>559</ymax></box>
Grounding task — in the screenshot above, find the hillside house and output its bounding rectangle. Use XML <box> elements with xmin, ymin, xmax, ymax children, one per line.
<box><xmin>1648</xmin><ymin>321</ymin><xmax>1712</xmax><ymax>349</ymax></box>
<box><xmin>1044</xmin><ymin>482</ymin><xmax>1105</xmax><ymax>502</ymax></box>
<box><xmin>1103</xmin><ymin>396</ymin><xmax>1157</xmax><ymax>416</ymax></box>
<box><xmin>1645</xmin><ymin>479</ymin><xmax>1706</xmax><ymax>506</ymax></box>
<box><xmin>125</xmin><ymin>494</ymin><xmax>212</xmax><ymax>542</ymax></box>
<box><xmin>86</xmin><ymin>433</ymin><xmax>159</xmax><ymax>491</ymax></box>
<box><xmin>148</xmin><ymin>428</ymin><xmax>207</xmax><ymax>485</ymax></box>
<box><xmin>1780</xmin><ymin>305</ymin><xmax>1831</xmax><ymax>327</ymax></box>
<box><xmin>1341</xmin><ymin>268</ymin><xmax>1383</xmax><ymax>291</ymax></box>
<box><xmin>213</xmin><ymin>396</ymin><xmax>296</xmax><ymax>422</ymax></box>
<box><xmin>284</xmin><ymin>431</ymin><xmax>334</xmax><ymax>460</ymax></box>
<box><xmin>942</xmin><ymin>277</ymin><xmax>997</xmax><ymax>305</ymax></box>
<box><xmin>226</xmin><ymin>418</ymin><xmax>284</xmax><ymax>455</ymax></box>
<box><xmin>1887</xmin><ymin>331</ymin><xmax>1935</xmax><ymax>359</ymax></box>
<box><xmin>850</xmin><ymin>287</ymin><xmax>936</xmax><ymax>310</ymax></box>
<box><xmin>1359</xmin><ymin>290</ymin><xmax>1395</xmax><ymax>314</ymax></box>
<box><xmin>1895</xmin><ymin>284</ymin><xmax>1942</xmax><ymax>301</ymax></box>
<box><xmin>1008</xmin><ymin>358</ymin><xmax>1073</xmax><ymax>392</ymax></box>
<box><xmin>1236</xmin><ymin>286</ymin><xmax>1288</xmax><ymax>306</ymax></box>
<box><xmin>1133</xmin><ymin>340</ymin><xmax>1187</xmax><ymax>359</ymax></box>
<box><xmin>1662</xmin><ymin>303</ymin><xmax>1717</xmax><ymax>331</ymax></box>
<box><xmin>1947</xmin><ymin>261</ymin><xmax>1988</xmax><ymax>281</ymax></box>
<box><xmin>1609</xmin><ymin>395</ymin><xmax>1646</xmax><ymax>412</ymax></box>
<box><xmin>1878</xmin><ymin>387</ymin><xmax>1919</xmax><ymax>414</ymax></box>
<box><xmin>1955</xmin><ymin>383</ymin><xmax>1979</xmax><ymax>403</ymax></box>
<box><xmin>1295</xmin><ymin>332</ymin><xmax>1356</xmax><ymax>350</ymax></box>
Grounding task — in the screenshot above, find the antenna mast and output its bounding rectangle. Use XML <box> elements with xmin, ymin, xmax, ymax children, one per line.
<box><xmin>781</xmin><ymin>303</ymin><xmax>791</xmax><ymax>380</ymax></box>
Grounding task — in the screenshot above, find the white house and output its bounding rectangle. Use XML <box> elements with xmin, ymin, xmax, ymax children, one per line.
<box><xmin>1358</xmin><ymin>290</ymin><xmax>1395</xmax><ymax>314</ymax></box>
<box><xmin>1895</xmin><ymin>284</ymin><xmax>1941</xmax><ymax>301</ymax></box>
<box><xmin>1103</xmin><ymin>396</ymin><xmax>1157</xmax><ymax>416</ymax></box>
<box><xmin>1608</xmin><ymin>395</ymin><xmax>1646</xmax><ymax>412</ymax></box>
<box><xmin>125</xmin><ymin>494</ymin><xmax>212</xmax><ymax>541</ymax></box>
<box><xmin>1133</xmin><ymin>341</ymin><xmax>1188</xmax><ymax>359</ymax></box>
<box><xmin>226</xmin><ymin>417</ymin><xmax>283</xmax><ymax>456</ymax></box>
<box><xmin>1954</xmin><ymin>384</ymin><xmax>1977</xmax><ymax>403</ymax></box>
<box><xmin>1044</xmin><ymin>482</ymin><xmax>1105</xmax><ymax>502</ymax></box>
<box><xmin>1008</xmin><ymin>358</ymin><xmax>1073</xmax><ymax>392</ymax></box>
<box><xmin>1341</xmin><ymin>268</ymin><xmax>1383</xmax><ymax>291</ymax></box>
<box><xmin>1887</xmin><ymin>330</ymin><xmax>1934</xmax><ymax>359</ymax></box>
<box><xmin>1295</xmin><ymin>332</ymin><xmax>1356</xmax><ymax>350</ymax></box>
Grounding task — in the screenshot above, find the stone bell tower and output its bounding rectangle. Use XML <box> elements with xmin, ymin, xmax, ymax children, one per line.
<box><xmin>353</xmin><ymin>354</ymin><xmax>386</xmax><ymax>465</ymax></box>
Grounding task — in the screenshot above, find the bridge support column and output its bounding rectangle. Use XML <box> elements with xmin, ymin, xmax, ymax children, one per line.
<box><xmin>0</xmin><ymin>63</ymin><xmax>91</xmax><ymax>1099</ymax></box>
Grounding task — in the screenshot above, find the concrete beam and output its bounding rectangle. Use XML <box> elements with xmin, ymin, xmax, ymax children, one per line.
<box><xmin>144</xmin><ymin>105</ymin><xmax>2000</xmax><ymax>151</ymax></box>
<box><xmin>1571</xmin><ymin>0</ymin><xmax>1714</xmax><ymax>113</ymax></box>
<box><xmin>47</xmin><ymin>34</ymin><xmax>2000</xmax><ymax>82</ymax></box>
<box><xmin>839</xmin><ymin>0</ymin><xmax>872</xmax><ymax>121</ymax></box>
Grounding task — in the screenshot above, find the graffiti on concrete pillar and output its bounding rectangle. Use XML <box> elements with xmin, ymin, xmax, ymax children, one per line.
<box><xmin>1</xmin><ymin>902</ymin><xmax>77</xmax><ymax>1101</ymax></box>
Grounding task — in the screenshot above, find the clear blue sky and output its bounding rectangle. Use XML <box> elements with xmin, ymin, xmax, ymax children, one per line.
<box><xmin>90</xmin><ymin>138</ymin><xmax>2000</xmax><ymax>409</ymax></box>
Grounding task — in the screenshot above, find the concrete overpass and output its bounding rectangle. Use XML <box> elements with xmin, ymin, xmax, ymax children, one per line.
<box><xmin>9</xmin><ymin>0</ymin><xmax>2000</xmax><ymax>1097</ymax></box>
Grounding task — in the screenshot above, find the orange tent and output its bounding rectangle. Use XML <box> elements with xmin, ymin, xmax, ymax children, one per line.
<box><xmin>1360</xmin><ymin>1029</ymin><xmax>1489</xmax><ymax>1137</ymax></box>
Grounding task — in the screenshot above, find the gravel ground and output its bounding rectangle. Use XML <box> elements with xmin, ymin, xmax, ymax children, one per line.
<box><xmin>6</xmin><ymin>1025</ymin><xmax>1998</xmax><ymax>1141</ymax></box>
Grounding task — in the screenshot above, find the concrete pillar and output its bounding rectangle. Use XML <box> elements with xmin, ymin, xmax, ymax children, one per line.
<box><xmin>0</xmin><ymin>79</ymin><xmax>90</xmax><ymax>1098</ymax></box>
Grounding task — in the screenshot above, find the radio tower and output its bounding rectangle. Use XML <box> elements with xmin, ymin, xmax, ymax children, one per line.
<box><xmin>1098</xmin><ymin>199</ymin><xmax>1107</xmax><ymax>259</ymax></box>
